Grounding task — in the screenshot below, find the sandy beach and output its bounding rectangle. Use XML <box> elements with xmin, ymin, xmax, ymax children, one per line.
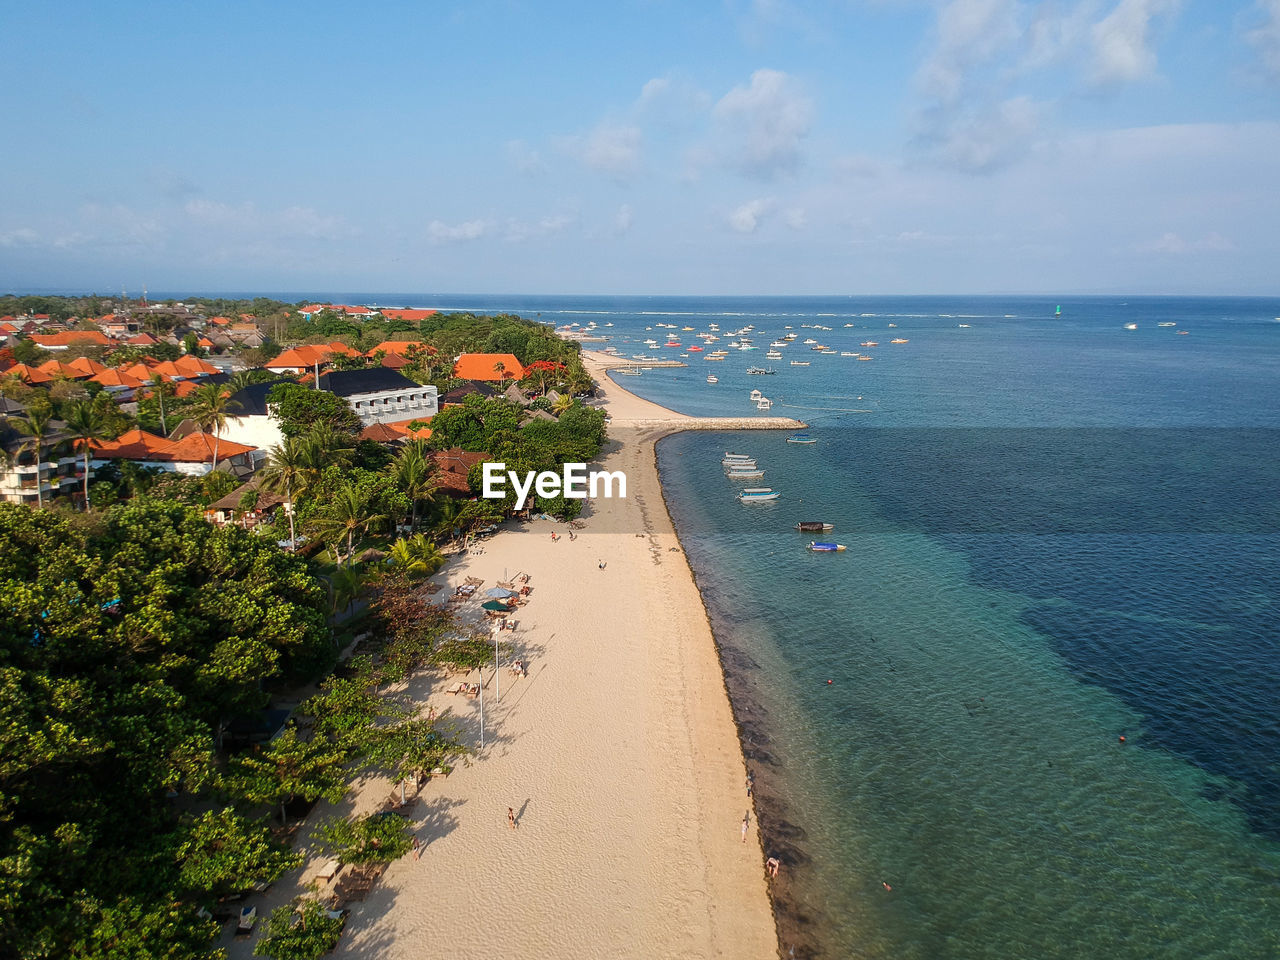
<box><xmin>224</xmin><ymin>357</ymin><xmax>785</xmax><ymax>959</ymax></box>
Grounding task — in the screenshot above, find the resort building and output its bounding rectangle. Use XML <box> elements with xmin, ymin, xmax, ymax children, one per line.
<box><xmin>0</xmin><ymin>407</ymin><xmax>80</xmax><ymax>505</ymax></box>
<box><xmin>315</xmin><ymin>368</ymin><xmax>438</xmax><ymax>426</ymax></box>
<box><xmin>90</xmin><ymin>429</ymin><xmax>257</xmax><ymax>477</ymax></box>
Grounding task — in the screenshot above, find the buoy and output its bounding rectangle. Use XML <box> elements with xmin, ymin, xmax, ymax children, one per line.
<box><xmin>827</xmin><ymin>679</ymin><xmax>833</xmax><ymax>685</ymax></box>
<box><xmin>1119</xmin><ymin>735</ymin><xmax>1126</xmax><ymax>743</ymax></box>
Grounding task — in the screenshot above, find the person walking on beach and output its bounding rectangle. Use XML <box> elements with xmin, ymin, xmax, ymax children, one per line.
<box><xmin>741</xmin><ymin>812</ymin><xmax>749</xmax><ymax>843</ymax></box>
<box><xmin>746</xmin><ymin>771</ymin><xmax>754</xmax><ymax>797</ymax></box>
<box><xmin>412</xmin><ymin>836</ymin><xmax>421</xmax><ymax>861</ymax></box>
<box><xmin>508</xmin><ymin>807</ymin><xmax>517</xmax><ymax>830</ymax></box>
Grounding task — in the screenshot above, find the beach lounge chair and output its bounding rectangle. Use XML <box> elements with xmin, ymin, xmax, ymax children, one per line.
<box><xmin>315</xmin><ymin>859</ymin><xmax>340</xmax><ymax>883</ymax></box>
<box><xmin>236</xmin><ymin>906</ymin><xmax>257</xmax><ymax>936</ymax></box>
<box><xmin>445</xmin><ymin>681</ymin><xmax>466</xmax><ymax>695</ymax></box>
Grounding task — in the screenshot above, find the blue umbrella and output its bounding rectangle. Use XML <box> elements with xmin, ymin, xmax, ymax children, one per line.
<box><xmin>485</xmin><ymin>587</ymin><xmax>518</xmax><ymax>598</ymax></box>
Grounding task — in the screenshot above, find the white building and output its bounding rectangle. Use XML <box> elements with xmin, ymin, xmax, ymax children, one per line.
<box><xmin>317</xmin><ymin>368</ymin><xmax>438</xmax><ymax>426</ymax></box>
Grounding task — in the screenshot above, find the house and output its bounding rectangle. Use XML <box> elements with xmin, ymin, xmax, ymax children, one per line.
<box><xmin>266</xmin><ymin>341</ymin><xmax>360</xmax><ymax>374</ymax></box>
<box><xmin>203</xmin><ymin>477</ymin><xmax>289</xmax><ymax>530</ymax></box>
<box><xmin>0</xmin><ymin>413</ymin><xmax>80</xmax><ymax>504</ymax></box>
<box><xmin>430</xmin><ymin>447</ymin><xmax>489</xmax><ymax>498</ymax></box>
<box><xmin>3</xmin><ymin>363</ymin><xmax>54</xmax><ymax>385</ymax></box>
<box><xmin>90</xmin><ymin>368</ymin><xmax>145</xmax><ymax>393</ymax></box>
<box><xmin>217</xmin><ymin>381</ymin><xmax>290</xmax><ymax>462</ymax></box>
<box><xmin>366</xmin><ymin>340</ymin><xmax>434</xmax><ymax>359</ymax></box>
<box><xmin>316</xmin><ymin>368</ymin><xmax>438</xmax><ymax>426</ymax></box>
<box><xmin>90</xmin><ymin>428</ymin><xmax>257</xmax><ymax>476</ymax></box>
<box><xmin>439</xmin><ymin>381</ymin><xmax>498</xmax><ymax>406</ymax></box>
<box><xmin>30</xmin><ymin>330</ymin><xmax>112</xmax><ymax>351</ymax></box>
<box><xmin>359</xmin><ymin>419</ymin><xmax>432</xmax><ymax>443</ymax></box>
<box><xmin>37</xmin><ymin>357</ymin><xmax>105</xmax><ymax>380</ymax></box>
<box><xmin>453</xmin><ymin>352</ymin><xmax>525</xmax><ymax>381</ymax></box>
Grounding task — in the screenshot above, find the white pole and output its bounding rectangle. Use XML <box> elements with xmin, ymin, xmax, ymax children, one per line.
<box><xmin>494</xmin><ymin>628</ymin><xmax>500</xmax><ymax>704</ymax></box>
<box><xmin>478</xmin><ymin>667</ymin><xmax>485</xmax><ymax>751</ymax></box>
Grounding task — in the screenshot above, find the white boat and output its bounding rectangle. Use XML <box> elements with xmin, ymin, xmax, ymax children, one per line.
<box><xmin>840</xmin><ymin>351</ymin><xmax>860</xmax><ymax>357</ymax></box>
<box><xmin>615</xmin><ymin>369</ymin><xmax>642</xmax><ymax>376</ymax></box>
<box><xmin>1158</xmin><ymin>322</ymin><xmax>1176</xmax><ymax>327</ymax></box>
<box><xmin>706</xmin><ymin>375</ymin><xmax>718</xmax><ymax>383</ymax></box>
<box><xmin>739</xmin><ymin>487</ymin><xmax>780</xmax><ymax>502</ymax></box>
<box><xmin>766</xmin><ymin>351</ymin><xmax>783</xmax><ymax>360</ymax></box>
<box><xmin>725</xmin><ymin>469</ymin><xmax>764</xmax><ymax>480</ymax></box>
<box><xmin>705</xmin><ymin>355</ymin><xmax>725</xmax><ymax>361</ymax></box>
<box><xmin>804</xmin><ymin>338</ymin><xmax>818</xmax><ymax>344</ymax></box>
<box><xmin>724</xmin><ymin>452</ymin><xmax>753</xmax><ymax>460</ymax></box>
<box><xmin>756</xmin><ymin>397</ymin><xmax>773</xmax><ymax>410</ymax></box>
<box><xmin>791</xmin><ymin>360</ymin><xmax>810</xmax><ymax>366</ymax></box>
<box><xmin>1124</xmin><ymin>323</ymin><xmax>1137</xmax><ymax>330</ymax></box>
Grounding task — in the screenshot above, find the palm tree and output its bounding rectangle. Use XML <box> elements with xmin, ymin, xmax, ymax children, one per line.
<box><xmin>11</xmin><ymin>407</ymin><xmax>57</xmax><ymax>507</ymax></box>
<box><xmin>326</xmin><ymin>566</ymin><xmax>364</xmax><ymax>615</ymax></box>
<box><xmin>61</xmin><ymin>399</ymin><xmax>111</xmax><ymax>508</ymax></box>
<box><xmin>390</xmin><ymin>440</ymin><xmax>436</xmax><ymax>533</ymax></box>
<box><xmin>260</xmin><ymin>436</ymin><xmax>309</xmax><ymax>552</ymax></box>
<box><xmin>146</xmin><ymin>373</ymin><xmax>175</xmax><ymax>435</ymax></box>
<box><xmin>225</xmin><ymin>369</ymin><xmax>257</xmax><ymax>395</ymax></box>
<box><xmin>312</xmin><ymin>482</ymin><xmax>388</xmax><ymax>567</ymax></box>
<box><xmin>187</xmin><ymin>383</ymin><xmax>240</xmax><ymax>471</ymax></box>
<box><xmin>388</xmin><ymin>534</ymin><xmax>446</xmax><ymax>578</ymax></box>
<box><xmin>551</xmin><ymin>393</ymin><xmax>575</xmax><ymax>417</ymax></box>
<box><xmin>303</xmin><ymin>423</ymin><xmax>355</xmax><ymax>472</ymax></box>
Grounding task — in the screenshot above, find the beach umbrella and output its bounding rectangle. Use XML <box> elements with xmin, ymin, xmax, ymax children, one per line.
<box><xmin>482</xmin><ymin>600</ymin><xmax>512</xmax><ymax>612</ymax></box>
<box><xmin>485</xmin><ymin>587</ymin><xmax>518</xmax><ymax>598</ymax></box>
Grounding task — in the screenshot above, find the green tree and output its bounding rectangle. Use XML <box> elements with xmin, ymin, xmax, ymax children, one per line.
<box><xmin>176</xmin><ymin>808</ymin><xmax>302</xmax><ymax>900</ymax></box>
<box><xmin>61</xmin><ymin>397</ymin><xmax>114</xmax><ymax>507</ymax></box>
<box><xmin>11</xmin><ymin>404</ymin><xmax>58</xmax><ymax>507</ymax></box>
<box><xmin>360</xmin><ymin>713</ymin><xmax>465</xmax><ymax>804</ymax></box>
<box><xmin>387</xmin><ymin>534</ymin><xmax>445</xmax><ymax>578</ymax></box>
<box><xmin>253</xmin><ymin>898</ymin><xmax>345</xmax><ymax>960</ymax></box>
<box><xmin>224</xmin><ymin>726</ymin><xmax>350</xmax><ymax>825</ymax></box>
<box><xmin>310</xmin><ymin>479</ymin><xmax>390</xmax><ymax>566</ymax></box>
<box><xmin>145</xmin><ymin>372</ymin><xmax>174</xmax><ymax>435</ymax></box>
<box><xmin>260</xmin><ymin>436</ymin><xmax>308</xmax><ymax>551</ymax></box>
<box><xmin>187</xmin><ymin>383</ymin><xmax>241</xmax><ymax>470</ymax></box>
<box><xmin>267</xmin><ymin>382</ymin><xmax>361</xmax><ymax>437</ymax></box>
<box><xmin>390</xmin><ymin>439</ymin><xmax>436</xmax><ymax>532</ymax></box>
<box><xmin>315</xmin><ymin>812</ymin><xmax>413</xmax><ymax>866</ymax></box>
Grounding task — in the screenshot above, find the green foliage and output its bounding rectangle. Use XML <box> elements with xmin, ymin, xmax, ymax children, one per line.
<box><xmin>361</xmin><ymin>713</ymin><xmax>466</xmax><ymax>787</ymax></box>
<box><xmin>149</xmin><ymin>470</ymin><xmax>239</xmax><ymax>506</ymax></box>
<box><xmin>253</xmin><ymin>898</ymin><xmax>345</xmax><ymax>960</ymax></box>
<box><xmin>0</xmin><ymin>499</ymin><xmax>331</xmax><ymax>957</ymax></box>
<box><xmin>315</xmin><ymin>812</ymin><xmax>413</xmax><ymax>865</ymax></box>
<box><xmin>267</xmin><ymin>382</ymin><xmax>361</xmax><ymax>438</ymax></box>
<box><xmin>176</xmin><ymin>808</ymin><xmax>302</xmax><ymax>899</ymax></box>
<box><xmin>223</xmin><ymin>726</ymin><xmax>350</xmax><ymax>824</ymax></box>
<box><xmin>388</xmin><ymin>534</ymin><xmax>445</xmax><ymax>578</ymax></box>
<box><xmin>429</xmin><ymin>635</ymin><xmax>495</xmax><ymax>673</ymax></box>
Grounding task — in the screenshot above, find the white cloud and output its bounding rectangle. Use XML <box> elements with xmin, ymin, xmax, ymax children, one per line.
<box><xmin>918</xmin><ymin>0</ymin><xmax>1022</xmax><ymax>105</ymax></box>
<box><xmin>504</xmin><ymin>213</ymin><xmax>576</xmax><ymax>243</ymax></box>
<box><xmin>783</xmin><ymin>207</ymin><xmax>806</xmax><ymax>230</ymax></box>
<box><xmin>505</xmin><ymin>139</ymin><xmax>547</xmax><ymax>176</ymax></box>
<box><xmin>1248</xmin><ymin>0</ymin><xmax>1280</xmax><ymax>78</ymax></box>
<box><xmin>580</xmin><ymin>122</ymin><xmax>643</xmax><ymax>182</ymax></box>
<box><xmin>1136</xmin><ymin>231</ymin><xmax>1234</xmax><ymax>253</ymax></box>
<box><xmin>0</xmin><ymin>227</ymin><xmax>40</xmax><ymax>247</ymax></box>
<box><xmin>614</xmin><ymin>204</ymin><xmax>634</xmax><ymax>234</ymax></box>
<box><xmin>1090</xmin><ymin>0</ymin><xmax>1178</xmax><ymax>86</ymax></box>
<box><xmin>713</xmin><ymin>69</ymin><xmax>814</xmax><ymax>179</ymax></box>
<box><xmin>729</xmin><ymin>198</ymin><xmax>775</xmax><ymax>233</ymax></box>
<box><xmin>938</xmin><ymin>95</ymin><xmax>1043</xmax><ymax>172</ymax></box>
<box><xmin>426</xmin><ymin>219</ymin><xmax>489</xmax><ymax>243</ymax></box>
<box><xmin>637</xmin><ymin>74</ymin><xmax>712</xmax><ymax>127</ymax></box>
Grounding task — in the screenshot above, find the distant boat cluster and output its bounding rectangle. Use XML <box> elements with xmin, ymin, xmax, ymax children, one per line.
<box><xmin>722</xmin><ymin>446</ymin><xmax>845</xmax><ymax>552</ymax></box>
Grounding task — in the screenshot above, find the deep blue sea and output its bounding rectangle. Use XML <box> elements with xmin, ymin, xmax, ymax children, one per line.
<box><xmin>219</xmin><ymin>293</ymin><xmax>1280</xmax><ymax>956</ymax></box>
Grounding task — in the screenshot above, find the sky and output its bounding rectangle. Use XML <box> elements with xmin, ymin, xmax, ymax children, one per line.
<box><xmin>2</xmin><ymin>0</ymin><xmax>1279</xmax><ymax>297</ymax></box>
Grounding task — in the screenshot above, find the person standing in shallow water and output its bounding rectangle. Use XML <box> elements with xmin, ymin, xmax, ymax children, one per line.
<box><xmin>741</xmin><ymin>812</ymin><xmax>749</xmax><ymax>842</ymax></box>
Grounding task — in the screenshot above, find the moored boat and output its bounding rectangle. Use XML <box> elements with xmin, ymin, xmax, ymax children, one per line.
<box><xmin>807</xmin><ymin>541</ymin><xmax>846</xmax><ymax>552</ymax></box>
<box><xmin>723</xmin><ymin>452</ymin><xmax>753</xmax><ymax>460</ymax></box>
<box><xmin>706</xmin><ymin>375</ymin><xmax>718</xmax><ymax>383</ymax></box>
<box><xmin>739</xmin><ymin>487</ymin><xmax>780</xmax><ymax>502</ymax></box>
<box><xmin>787</xmin><ymin>435</ymin><xmax>817</xmax><ymax>444</ymax></box>
<box><xmin>795</xmin><ymin>521</ymin><xmax>834</xmax><ymax>532</ymax></box>
<box><xmin>726</xmin><ymin>469</ymin><xmax>764</xmax><ymax>479</ymax></box>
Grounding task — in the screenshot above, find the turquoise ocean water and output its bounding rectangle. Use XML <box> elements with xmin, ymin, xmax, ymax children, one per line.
<box><xmin>225</xmin><ymin>293</ymin><xmax>1280</xmax><ymax>956</ymax></box>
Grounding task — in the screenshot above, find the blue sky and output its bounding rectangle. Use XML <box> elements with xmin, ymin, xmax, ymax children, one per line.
<box><xmin>3</xmin><ymin>0</ymin><xmax>1279</xmax><ymax>296</ymax></box>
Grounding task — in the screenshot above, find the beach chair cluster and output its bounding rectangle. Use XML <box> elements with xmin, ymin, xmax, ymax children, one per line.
<box><xmin>448</xmin><ymin>579</ymin><xmax>484</xmax><ymax>604</ymax></box>
<box><xmin>445</xmin><ymin>680</ymin><xmax>481</xmax><ymax>698</ymax></box>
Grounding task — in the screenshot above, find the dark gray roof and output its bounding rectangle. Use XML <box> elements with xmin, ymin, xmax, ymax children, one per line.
<box><xmin>440</xmin><ymin>381</ymin><xmax>498</xmax><ymax>403</ymax></box>
<box><xmin>226</xmin><ymin>379</ymin><xmax>291</xmax><ymax>417</ymax></box>
<box><xmin>317</xmin><ymin>367</ymin><xmax>422</xmax><ymax>398</ymax></box>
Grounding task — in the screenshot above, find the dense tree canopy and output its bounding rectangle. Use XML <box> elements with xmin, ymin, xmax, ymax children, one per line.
<box><xmin>0</xmin><ymin>500</ymin><xmax>333</xmax><ymax>959</ymax></box>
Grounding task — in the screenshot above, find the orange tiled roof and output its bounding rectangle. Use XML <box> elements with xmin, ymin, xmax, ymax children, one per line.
<box><xmin>92</xmin><ymin>429</ymin><xmax>256</xmax><ymax>463</ymax></box>
<box><xmin>267</xmin><ymin>341</ymin><xmax>360</xmax><ymax>369</ymax></box>
<box><xmin>172</xmin><ymin>380</ymin><xmax>201</xmax><ymax>398</ymax></box>
<box><xmin>359</xmin><ymin>417</ymin><xmax>433</xmax><ymax>443</ymax></box>
<box><xmin>126</xmin><ymin>332</ymin><xmax>159</xmax><ymax>345</ymax></box>
<box><xmin>90</xmin><ymin>368</ymin><xmax>144</xmax><ymax>389</ymax></box>
<box><xmin>452</xmin><ymin>353</ymin><xmax>525</xmax><ymax>381</ymax></box>
<box><xmin>66</xmin><ymin>356</ymin><xmax>106</xmax><ymax>377</ymax></box>
<box><xmin>4</xmin><ymin>363</ymin><xmax>53</xmax><ymax>384</ymax></box>
<box><xmin>207</xmin><ymin>316</ymin><xmax>233</xmax><ymax>325</ymax></box>
<box><xmin>365</xmin><ymin>340</ymin><xmax>435</xmax><ymax>358</ymax></box>
<box><xmin>30</xmin><ymin>331</ymin><xmax>112</xmax><ymax>348</ymax></box>
<box><xmin>174</xmin><ymin>354</ymin><xmax>221</xmax><ymax>376</ymax></box>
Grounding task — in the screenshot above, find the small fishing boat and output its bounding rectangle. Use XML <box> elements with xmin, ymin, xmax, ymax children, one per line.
<box><xmin>861</xmin><ymin>341</ymin><xmax>879</xmax><ymax>347</ymax></box>
<box><xmin>723</xmin><ymin>458</ymin><xmax>757</xmax><ymax>468</ymax></box>
<box><xmin>795</xmin><ymin>521</ymin><xmax>834</xmax><ymax>532</ymax></box>
<box><xmin>706</xmin><ymin>375</ymin><xmax>718</xmax><ymax>383</ymax></box>
<box><xmin>857</xmin><ymin>356</ymin><xmax>872</xmax><ymax>361</ymax></box>
<box><xmin>1158</xmin><ymin>322</ymin><xmax>1176</xmax><ymax>327</ymax></box>
<box><xmin>749</xmin><ymin>389</ymin><xmax>763</xmax><ymax>401</ymax></box>
<box><xmin>739</xmin><ymin>487</ymin><xmax>780</xmax><ymax>502</ymax></box>
<box><xmin>840</xmin><ymin>351</ymin><xmax>860</xmax><ymax>357</ymax></box>
<box><xmin>890</xmin><ymin>338</ymin><xmax>909</xmax><ymax>344</ymax></box>
<box><xmin>746</xmin><ymin>366</ymin><xmax>776</xmax><ymax>375</ymax></box>
<box><xmin>787</xmin><ymin>435</ymin><xmax>817</xmax><ymax>444</ymax></box>
<box><xmin>1124</xmin><ymin>323</ymin><xmax>1137</xmax><ymax>330</ymax></box>
<box><xmin>724</xmin><ymin>452</ymin><xmax>753</xmax><ymax>460</ymax></box>
<box><xmin>807</xmin><ymin>541</ymin><xmax>846</xmax><ymax>552</ymax></box>
<box><xmin>726</xmin><ymin>469</ymin><xmax>764</xmax><ymax>480</ymax></box>
<box><xmin>689</xmin><ymin>345</ymin><xmax>703</xmax><ymax>351</ymax></box>
<box><xmin>615</xmin><ymin>368</ymin><xmax>642</xmax><ymax>376</ymax></box>
<box><xmin>791</xmin><ymin>360</ymin><xmax>811</xmax><ymax>366</ymax></box>
<box><xmin>766</xmin><ymin>351</ymin><xmax>783</xmax><ymax>360</ymax></box>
